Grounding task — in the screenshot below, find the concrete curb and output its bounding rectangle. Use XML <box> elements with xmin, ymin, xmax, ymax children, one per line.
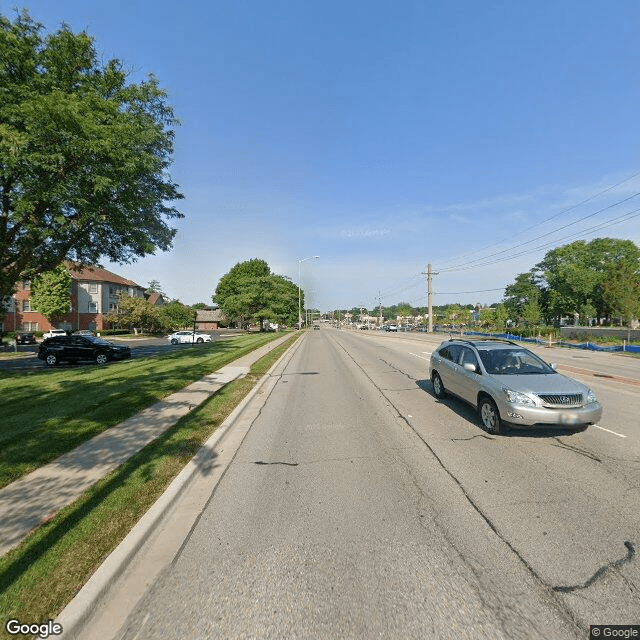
<box><xmin>54</xmin><ymin>333</ymin><xmax>304</xmax><ymax>640</ymax></box>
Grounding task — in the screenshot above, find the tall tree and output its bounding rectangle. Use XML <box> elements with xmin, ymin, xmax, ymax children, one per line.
<box><xmin>215</xmin><ymin>259</ymin><xmax>299</xmax><ymax>329</ymax></box>
<box><xmin>504</xmin><ymin>272</ymin><xmax>542</xmax><ymax>321</ymax></box>
<box><xmin>532</xmin><ymin>238</ymin><xmax>640</xmax><ymax>323</ymax></box>
<box><xmin>601</xmin><ymin>260</ymin><xmax>640</xmax><ymax>339</ymax></box>
<box><xmin>30</xmin><ymin>263</ymin><xmax>71</xmax><ymax>323</ymax></box>
<box><xmin>0</xmin><ymin>10</ymin><xmax>184</xmax><ymax>302</ymax></box>
<box><xmin>146</xmin><ymin>280</ymin><xmax>166</xmax><ymax>297</ymax></box>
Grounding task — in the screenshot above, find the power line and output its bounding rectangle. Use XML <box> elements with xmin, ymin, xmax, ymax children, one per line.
<box><xmin>435</xmin><ymin>168</ymin><xmax>640</xmax><ymax>270</ymax></box>
<box><xmin>434</xmin><ymin>287</ymin><xmax>506</xmax><ymax>294</ymax></box>
<box><xmin>437</xmin><ymin>205</ymin><xmax>640</xmax><ymax>273</ymax></box>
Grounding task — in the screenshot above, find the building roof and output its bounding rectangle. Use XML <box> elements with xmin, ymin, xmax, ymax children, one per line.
<box><xmin>146</xmin><ymin>292</ymin><xmax>165</xmax><ymax>306</ymax></box>
<box><xmin>65</xmin><ymin>263</ymin><xmax>143</xmax><ymax>288</ymax></box>
<box><xmin>196</xmin><ymin>309</ymin><xmax>225</xmax><ymax>322</ymax></box>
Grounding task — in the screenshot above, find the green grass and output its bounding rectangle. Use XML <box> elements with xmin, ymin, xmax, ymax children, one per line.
<box><xmin>0</xmin><ymin>333</ymin><xmax>285</xmax><ymax>489</ymax></box>
<box><xmin>0</xmin><ymin>332</ymin><xmax>300</xmax><ymax>636</ymax></box>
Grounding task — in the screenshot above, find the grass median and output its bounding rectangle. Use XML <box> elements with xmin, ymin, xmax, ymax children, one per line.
<box><xmin>0</xmin><ymin>331</ymin><xmax>300</xmax><ymax>636</ymax></box>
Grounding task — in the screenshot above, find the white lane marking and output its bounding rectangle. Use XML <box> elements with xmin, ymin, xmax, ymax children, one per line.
<box><xmin>409</xmin><ymin>352</ymin><xmax>430</xmax><ymax>360</ymax></box>
<box><xmin>593</xmin><ymin>425</ymin><xmax>627</xmax><ymax>438</ymax></box>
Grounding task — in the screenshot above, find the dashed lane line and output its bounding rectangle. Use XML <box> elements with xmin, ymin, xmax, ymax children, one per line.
<box><xmin>593</xmin><ymin>425</ymin><xmax>627</xmax><ymax>438</ymax></box>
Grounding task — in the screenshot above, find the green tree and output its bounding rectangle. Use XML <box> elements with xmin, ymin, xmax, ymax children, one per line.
<box><xmin>602</xmin><ymin>260</ymin><xmax>640</xmax><ymax>339</ymax></box>
<box><xmin>30</xmin><ymin>263</ymin><xmax>72</xmax><ymax>323</ymax></box>
<box><xmin>215</xmin><ymin>259</ymin><xmax>299</xmax><ymax>329</ymax></box>
<box><xmin>521</xmin><ymin>298</ymin><xmax>543</xmax><ymax>333</ymax></box>
<box><xmin>443</xmin><ymin>304</ymin><xmax>471</xmax><ymax>327</ymax></box>
<box><xmin>396</xmin><ymin>302</ymin><xmax>414</xmax><ymax>319</ymax></box>
<box><xmin>0</xmin><ymin>10</ymin><xmax>184</xmax><ymax>303</ymax></box>
<box><xmin>532</xmin><ymin>238</ymin><xmax>640</xmax><ymax>323</ymax></box>
<box><xmin>504</xmin><ymin>272</ymin><xmax>542</xmax><ymax>322</ymax></box>
<box><xmin>493</xmin><ymin>304</ymin><xmax>509</xmax><ymax>332</ymax></box>
<box><xmin>146</xmin><ymin>280</ymin><xmax>166</xmax><ymax>296</ymax></box>
<box><xmin>160</xmin><ymin>300</ymin><xmax>195</xmax><ymax>332</ymax></box>
<box><xmin>105</xmin><ymin>293</ymin><xmax>161</xmax><ymax>333</ymax></box>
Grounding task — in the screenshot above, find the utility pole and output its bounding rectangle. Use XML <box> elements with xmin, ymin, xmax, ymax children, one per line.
<box><xmin>427</xmin><ymin>264</ymin><xmax>434</xmax><ymax>333</ymax></box>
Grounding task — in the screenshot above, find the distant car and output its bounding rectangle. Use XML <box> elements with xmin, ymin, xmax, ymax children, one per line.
<box><xmin>313</xmin><ymin>324</ymin><xmax>320</xmax><ymax>330</ymax></box>
<box><xmin>168</xmin><ymin>330</ymin><xmax>212</xmax><ymax>344</ymax></box>
<box><xmin>385</xmin><ymin>325</ymin><xmax>398</xmax><ymax>332</ymax></box>
<box><xmin>43</xmin><ymin>329</ymin><xmax>67</xmax><ymax>339</ymax></box>
<box><xmin>359</xmin><ymin>325</ymin><xmax>368</xmax><ymax>330</ymax></box>
<box><xmin>38</xmin><ymin>335</ymin><xmax>131</xmax><ymax>366</ymax></box>
<box><xmin>74</xmin><ymin>330</ymin><xmax>96</xmax><ymax>336</ymax></box>
<box><xmin>429</xmin><ymin>338</ymin><xmax>602</xmax><ymax>434</ymax></box>
<box><xmin>16</xmin><ymin>332</ymin><xmax>37</xmax><ymax>344</ymax></box>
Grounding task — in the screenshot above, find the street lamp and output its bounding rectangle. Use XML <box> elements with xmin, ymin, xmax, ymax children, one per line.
<box><xmin>298</xmin><ymin>256</ymin><xmax>319</xmax><ymax>329</ymax></box>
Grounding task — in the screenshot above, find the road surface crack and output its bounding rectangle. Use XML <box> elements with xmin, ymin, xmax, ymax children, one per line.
<box><xmin>553</xmin><ymin>541</ymin><xmax>636</xmax><ymax>593</ymax></box>
<box><xmin>550</xmin><ymin>439</ymin><xmax>603</xmax><ymax>463</ymax></box>
<box><xmin>451</xmin><ymin>434</ymin><xmax>495</xmax><ymax>442</ymax></box>
<box><xmin>254</xmin><ymin>461</ymin><xmax>299</xmax><ymax>466</ymax></box>
<box><xmin>329</xmin><ymin>331</ymin><xmax>587</xmax><ymax>632</ymax></box>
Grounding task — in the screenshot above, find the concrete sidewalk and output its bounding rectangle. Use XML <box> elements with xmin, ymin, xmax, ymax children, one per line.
<box><xmin>0</xmin><ymin>333</ymin><xmax>294</xmax><ymax>557</ymax></box>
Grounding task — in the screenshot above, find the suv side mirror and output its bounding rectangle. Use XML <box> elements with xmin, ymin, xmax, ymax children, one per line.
<box><xmin>463</xmin><ymin>362</ymin><xmax>477</xmax><ymax>373</ymax></box>
<box><xmin>549</xmin><ymin>362</ymin><xmax>557</xmax><ymax>370</ymax></box>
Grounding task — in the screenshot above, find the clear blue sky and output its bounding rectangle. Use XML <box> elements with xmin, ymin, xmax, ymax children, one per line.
<box><xmin>6</xmin><ymin>0</ymin><xmax>640</xmax><ymax>310</ymax></box>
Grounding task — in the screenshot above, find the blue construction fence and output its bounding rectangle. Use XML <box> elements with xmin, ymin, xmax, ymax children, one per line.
<box><xmin>460</xmin><ymin>331</ymin><xmax>640</xmax><ymax>353</ymax></box>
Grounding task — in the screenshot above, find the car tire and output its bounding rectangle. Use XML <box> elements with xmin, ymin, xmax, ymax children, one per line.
<box><xmin>95</xmin><ymin>352</ymin><xmax>109</xmax><ymax>365</ymax></box>
<box><xmin>432</xmin><ymin>372</ymin><xmax>446</xmax><ymax>398</ymax></box>
<box><xmin>196</xmin><ymin>337</ymin><xmax>204</xmax><ymax>343</ymax></box>
<box><xmin>171</xmin><ymin>338</ymin><xmax>179</xmax><ymax>345</ymax></box>
<box><xmin>479</xmin><ymin>397</ymin><xmax>502</xmax><ymax>434</ymax></box>
<box><xmin>45</xmin><ymin>353</ymin><xmax>58</xmax><ymax>366</ymax></box>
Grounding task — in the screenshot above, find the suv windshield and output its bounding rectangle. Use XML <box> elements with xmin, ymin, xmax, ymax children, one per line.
<box><xmin>477</xmin><ymin>348</ymin><xmax>555</xmax><ymax>375</ymax></box>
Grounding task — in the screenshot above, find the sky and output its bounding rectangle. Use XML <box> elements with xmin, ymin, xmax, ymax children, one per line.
<box><xmin>4</xmin><ymin>0</ymin><xmax>640</xmax><ymax>311</ymax></box>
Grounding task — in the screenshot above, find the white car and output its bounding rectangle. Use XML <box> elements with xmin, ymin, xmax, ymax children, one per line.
<box><xmin>168</xmin><ymin>330</ymin><xmax>212</xmax><ymax>345</ymax></box>
<box><xmin>43</xmin><ymin>329</ymin><xmax>67</xmax><ymax>339</ymax></box>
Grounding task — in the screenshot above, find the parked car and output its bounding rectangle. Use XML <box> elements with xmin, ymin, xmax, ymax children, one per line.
<box><xmin>313</xmin><ymin>324</ymin><xmax>320</xmax><ymax>330</ymax></box>
<box><xmin>428</xmin><ymin>338</ymin><xmax>602</xmax><ymax>434</ymax></box>
<box><xmin>38</xmin><ymin>335</ymin><xmax>131</xmax><ymax>366</ymax></box>
<box><xmin>16</xmin><ymin>332</ymin><xmax>37</xmax><ymax>344</ymax></box>
<box><xmin>43</xmin><ymin>329</ymin><xmax>67</xmax><ymax>339</ymax></box>
<box><xmin>74</xmin><ymin>330</ymin><xmax>96</xmax><ymax>336</ymax></box>
<box><xmin>385</xmin><ymin>325</ymin><xmax>398</xmax><ymax>332</ymax></box>
<box><xmin>167</xmin><ymin>330</ymin><xmax>212</xmax><ymax>344</ymax></box>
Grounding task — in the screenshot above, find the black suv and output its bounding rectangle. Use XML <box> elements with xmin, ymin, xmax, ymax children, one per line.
<box><xmin>16</xmin><ymin>332</ymin><xmax>37</xmax><ymax>345</ymax></box>
<box><xmin>38</xmin><ymin>335</ymin><xmax>131</xmax><ymax>366</ymax></box>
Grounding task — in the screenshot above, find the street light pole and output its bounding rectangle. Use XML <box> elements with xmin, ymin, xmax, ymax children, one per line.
<box><xmin>297</xmin><ymin>256</ymin><xmax>319</xmax><ymax>329</ymax></box>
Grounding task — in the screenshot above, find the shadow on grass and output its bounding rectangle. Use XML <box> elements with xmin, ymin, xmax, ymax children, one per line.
<box><xmin>0</xmin><ymin>334</ymin><xmax>281</xmax><ymax>488</ymax></box>
<box><xmin>0</xmin><ymin>403</ymin><xmax>221</xmax><ymax>597</ymax></box>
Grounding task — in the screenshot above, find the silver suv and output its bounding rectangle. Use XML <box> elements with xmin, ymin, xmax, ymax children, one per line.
<box><xmin>429</xmin><ymin>339</ymin><xmax>602</xmax><ymax>434</ymax></box>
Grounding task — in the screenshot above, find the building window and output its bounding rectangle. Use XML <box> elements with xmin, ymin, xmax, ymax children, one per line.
<box><xmin>22</xmin><ymin>299</ymin><xmax>31</xmax><ymax>312</ymax></box>
<box><xmin>89</xmin><ymin>283</ymin><xmax>98</xmax><ymax>293</ymax></box>
<box><xmin>88</xmin><ymin>302</ymin><xmax>98</xmax><ymax>313</ymax></box>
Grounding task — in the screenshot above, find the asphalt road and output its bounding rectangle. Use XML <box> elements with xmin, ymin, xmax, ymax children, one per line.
<box><xmin>93</xmin><ymin>327</ymin><xmax>639</xmax><ymax>639</ymax></box>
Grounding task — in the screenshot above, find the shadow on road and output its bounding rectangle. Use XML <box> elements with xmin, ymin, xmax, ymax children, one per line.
<box><xmin>415</xmin><ymin>379</ymin><xmax>587</xmax><ymax>438</ymax></box>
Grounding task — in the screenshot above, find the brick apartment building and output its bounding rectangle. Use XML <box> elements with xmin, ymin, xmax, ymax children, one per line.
<box><xmin>0</xmin><ymin>264</ymin><xmax>146</xmax><ymax>334</ymax></box>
